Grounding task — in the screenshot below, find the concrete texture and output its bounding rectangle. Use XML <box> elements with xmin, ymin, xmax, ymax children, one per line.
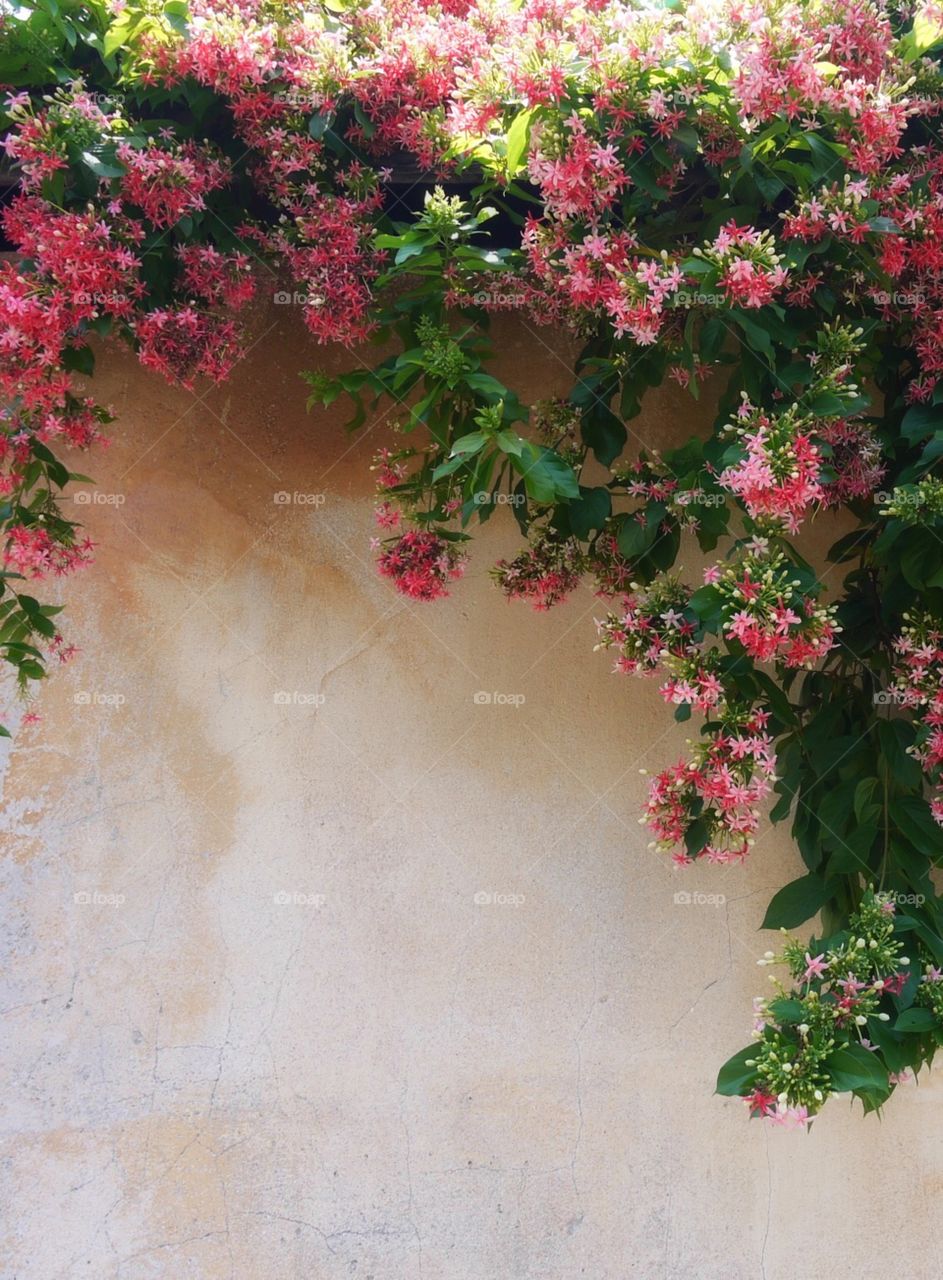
<box><xmin>1</xmin><ymin>304</ymin><xmax>941</xmax><ymax>1279</ymax></box>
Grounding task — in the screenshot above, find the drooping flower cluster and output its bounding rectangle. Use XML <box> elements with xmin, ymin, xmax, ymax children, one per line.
<box><xmin>587</xmin><ymin>531</ymin><xmax>636</xmax><ymax>598</ymax></box>
<box><xmin>640</xmin><ymin>705</ymin><xmax>776</xmax><ymax>865</ymax></box>
<box><xmin>115</xmin><ymin>138</ymin><xmax>229</xmax><ymax>229</ymax></box>
<box><xmin>492</xmin><ymin>535</ymin><xmax>585</xmax><ymax>611</ymax></box>
<box><xmin>594</xmin><ymin>575</ymin><xmax>697</xmax><ymax>678</ymax></box>
<box><xmin>890</xmin><ymin>614</ymin><xmax>943</xmax><ymax>822</ymax></box>
<box><xmin>692</xmin><ymin>225</ymin><xmax>789</xmax><ymax>311</ymax></box>
<box><xmin>718</xmin><ymin>398</ymin><xmax>825</xmax><ymax>533</ymax></box>
<box><xmin>134</xmin><ymin>306</ymin><xmax>247</xmax><ymax>388</ymax></box>
<box><xmin>704</xmin><ymin>547</ymin><xmax>839</xmax><ymax>668</ymax></box>
<box><xmin>3</xmin><ymin>525</ymin><xmax>94</xmax><ymax>579</ymax></box>
<box><xmin>880</xmin><ymin>478</ymin><xmax>943</xmax><ymax>526</ymax></box>
<box><xmin>738</xmin><ymin>890</ymin><xmax>921</xmax><ymax>1127</ymax></box>
<box><xmin>718</xmin><ymin>325</ymin><xmax>873</xmax><ymax>530</ymax></box>
<box><xmin>377</xmin><ymin>530</ymin><xmax>467</xmax><ymax>601</ymax></box>
<box><xmin>818</xmin><ymin>418</ymin><xmax>885</xmax><ymax>506</ymax></box>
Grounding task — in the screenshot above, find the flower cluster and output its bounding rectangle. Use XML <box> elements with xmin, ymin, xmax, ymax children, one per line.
<box><xmin>377</xmin><ymin>530</ymin><xmax>467</xmax><ymax>601</ymax></box>
<box><xmin>718</xmin><ymin>325</ymin><xmax>872</xmax><ymax>529</ymax></box>
<box><xmin>594</xmin><ymin>575</ymin><xmax>697</xmax><ymax>678</ymax></box>
<box><xmin>890</xmin><ymin>615</ymin><xmax>943</xmax><ymax>822</ymax></box>
<box><xmin>818</xmin><ymin>418</ymin><xmax>885</xmax><ymax>506</ymax></box>
<box><xmin>880</xmin><ymin>478</ymin><xmax>943</xmax><ymax>525</ymax></box>
<box><xmin>718</xmin><ymin>399</ymin><xmax>825</xmax><ymax>533</ymax></box>
<box><xmin>640</xmin><ymin>705</ymin><xmax>776</xmax><ymax>865</ymax></box>
<box><xmin>692</xmin><ymin>225</ymin><xmax>789</xmax><ymax>311</ymax></box>
<box><xmin>492</xmin><ymin>535</ymin><xmax>585</xmax><ymax>611</ymax></box>
<box><xmin>737</xmin><ymin>891</ymin><xmax>926</xmax><ymax>1127</ymax></box>
<box><xmin>4</xmin><ymin>525</ymin><xmax>94</xmax><ymax>579</ymax></box>
<box><xmin>706</xmin><ymin>548</ymin><xmax>839</xmax><ymax>668</ymax></box>
<box><xmin>134</xmin><ymin>307</ymin><xmax>247</xmax><ymax>388</ymax></box>
<box><xmin>115</xmin><ymin>139</ymin><xmax>229</xmax><ymax>229</ymax></box>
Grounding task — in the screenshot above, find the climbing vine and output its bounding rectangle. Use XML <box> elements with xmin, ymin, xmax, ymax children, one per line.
<box><xmin>5</xmin><ymin>0</ymin><xmax>943</xmax><ymax>1125</ymax></box>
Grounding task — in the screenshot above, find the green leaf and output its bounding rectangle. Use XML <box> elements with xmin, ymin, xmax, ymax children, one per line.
<box><xmin>394</xmin><ymin>242</ymin><xmax>433</xmax><ymax>266</ymax></box>
<box><xmin>826</xmin><ymin>1044</ymin><xmax>890</xmax><ymax>1094</ymax></box>
<box><xmin>103</xmin><ymin>16</ymin><xmax>134</xmax><ymax>58</ymax></box>
<box><xmin>761</xmin><ymin>874</ymin><xmax>831</xmax><ymax>930</ymax></box>
<box><xmin>80</xmin><ymin>149</ymin><xmax>124</xmax><ymax>180</ymax></box>
<box><xmin>901</xmin><ymin>404</ymin><xmax>943</xmax><ymax>443</ymax></box>
<box><xmin>894</xmin><ymin>1008</ymin><xmax>937</xmax><ymax>1033</ymax></box>
<box><xmin>568</xmin><ymin>486</ymin><xmax>611</xmax><ymax>539</ymax></box>
<box><xmin>580</xmin><ymin>403</ymin><xmax>626</xmax><ymax>467</ymax></box>
<box><xmin>716</xmin><ymin>1044</ymin><xmax>760</xmax><ymax>1096</ymax></box>
<box><xmin>688</xmin><ymin>584</ymin><xmax>724</xmax><ymax>631</ymax></box>
<box><xmin>892</xmin><ymin>795</ymin><xmax>943</xmax><ymax>863</ymax></box>
<box><xmin>464</xmin><ymin>372</ymin><xmax>509</xmax><ymax>401</ymax></box>
<box><xmin>768</xmin><ymin>997</ymin><xmax>806</xmax><ymax>1024</ymax></box>
<box><xmin>62</xmin><ymin>346</ymin><xmax>95</xmax><ymax>377</ymax></box>
<box><xmin>514</xmin><ymin>445</ymin><xmax>579</xmax><ymax>505</ymax></box>
<box><xmin>853</xmin><ymin>778</ymin><xmax>879</xmax><ymax>824</ymax></box>
<box><xmin>494</xmin><ymin>429</ymin><xmax>525</xmax><ymax>458</ymax></box>
<box><xmin>504</xmin><ymin>107</ymin><xmax>536</xmax><ymax>177</ymax></box>
<box><xmin>449</xmin><ymin>432</ymin><xmax>488</xmax><ymax>457</ymax></box>
<box><xmin>878</xmin><ymin>719</ymin><xmax>923</xmax><ymax>790</ymax></box>
<box><xmin>616</xmin><ymin>513</ymin><xmax>656</xmax><ymax>558</ymax></box>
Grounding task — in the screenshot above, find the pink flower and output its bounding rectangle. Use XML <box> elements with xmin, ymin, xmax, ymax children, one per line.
<box><xmin>377</xmin><ymin>530</ymin><xmax>466</xmax><ymax>602</ymax></box>
<box><xmin>801</xmin><ymin>952</ymin><xmax>828</xmax><ymax>983</ymax></box>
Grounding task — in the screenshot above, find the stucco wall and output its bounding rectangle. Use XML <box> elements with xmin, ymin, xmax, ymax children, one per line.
<box><xmin>1</xmin><ymin>306</ymin><xmax>941</xmax><ymax>1279</ymax></box>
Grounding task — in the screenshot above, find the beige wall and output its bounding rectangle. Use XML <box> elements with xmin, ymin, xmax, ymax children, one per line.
<box><xmin>1</xmin><ymin>304</ymin><xmax>941</xmax><ymax>1279</ymax></box>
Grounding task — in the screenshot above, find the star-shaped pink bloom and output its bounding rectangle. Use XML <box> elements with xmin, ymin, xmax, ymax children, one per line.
<box><xmin>801</xmin><ymin>952</ymin><xmax>828</xmax><ymax>983</ymax></box>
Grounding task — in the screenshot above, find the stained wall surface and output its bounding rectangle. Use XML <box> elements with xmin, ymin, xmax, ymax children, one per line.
<box><xmin>1</xmin><ymin>305</ymin><xmax>941</xmax><ymax>1279</ymax></box>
